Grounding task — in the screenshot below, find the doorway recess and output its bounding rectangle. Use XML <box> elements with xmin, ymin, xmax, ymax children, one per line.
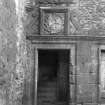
<box><xmin>37</xmin><ymin>49</ymin><xmax>70</xmax><ymax>105</ymax></box>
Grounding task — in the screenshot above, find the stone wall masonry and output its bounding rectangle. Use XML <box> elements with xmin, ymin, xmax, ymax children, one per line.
<box><xmin>1</xmin><ymin>0</ymin><xmax>105</xmax><ymax>105</ymax></box>
<box><xmin>0</xmin><ymin>0</ymin><xmax>33</xmax><ymax>105</ymax></box>
<box><xmin>76</xmin><ymin>42</ymin><xmax>98</xmax><ymax>104</ymax></box>
<box><xmin>25</xmin><ymin>0</ymin><xmax>105</xmax><ymax>36</ymax></box>
<box><xmin>0</xmin><ymin>0</ymin><xmax>17</xmax><ymax>105</ymax></box>
<box><xmin>23</xmin><ymin>0</ymin><xmax>105</xmax><ymax>104</ymax></box>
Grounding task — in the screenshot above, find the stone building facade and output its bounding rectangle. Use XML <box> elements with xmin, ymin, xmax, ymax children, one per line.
<box><xmin>1</xmin><ymin>0</ymin><xmax>105</xmax><ymax>105</ymax></box>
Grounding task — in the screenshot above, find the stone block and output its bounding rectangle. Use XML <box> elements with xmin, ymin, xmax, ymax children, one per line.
<box><xmin>70</xmin><ymin>75</ymin><xmax>75</xmax><ymax>84</ymax></box>
<box><xmin>70</xmin><ymin>103</ymin><xmax>76</xmax><ymax>105</ymax></box>
<box><xmin>83</xmin><ymin>103</ymin><xmax>98</xmax><ymax>105</ymax></box>
<box><xmin>99</xmin><ymin>93</ymin><xmax>105</xmax><ymax>103</ymax></box>
<box><xmin>70</xmin><ymin>85</ymin><xmax>76</xmax><ymax>102</ymax></box>
<box><xmin>77</xmin><ymin>60</ymin><xmax>93</xmax><ymax>74</ymax></box>
<box><xmin>83</xmin><ymin>84</ymin><xmax>97</xmax><ymax>95</ymax></box>
<box><xmin>77</xmin><ymin>42</ymin><xmax>90</xmax><ymax>57</ymax></box>
<box><xmin>76</xmin><ymin>43</ymin><xmax>97</xmax><ymax>75</ymax></box>
<box><xmin>76</xmin><ymin>65</ymin><xmax>81</xmax><ymax>75</ymax></box>
<box><xmin>88</xmin><ymin>73</ymin><xmax>97</xmax><ymax>84</ymax></box>
<box><xmin>91</xmin><ymin>93</ymin><xmax>98</xmax><ymax>103</ymax></box>
<box><xmin>70</xmin><ymin>64</ymin><xmax>76</xmax><ymax>75</ymax></box>
<box><xmin>76</xmin><ymin>94</ymin><xmax>92</xmax><ymax>103</ymax></box>
<box><xmin>76</xmin><ymin>84</ymin><xmax>97</xmax><ymax>103</ymax></box>
<box><xmin>76</xmin><ymin>84</ymin><xmax>82</xmax><ymax>94</ymax></box>
<box><xmin>76</xmin><ymin>73</ymin><xmax>89</xmax><ymax>84</ymax></box>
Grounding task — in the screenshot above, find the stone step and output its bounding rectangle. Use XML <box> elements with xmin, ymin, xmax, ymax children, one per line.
<box><xmin>37</xmin><ymin>80</ymin><xmax>57</xmax><ymax>105</ymax></box>
<box><xmin>38</xmin><ymin>86</ymin><xmax>56</xmax><ymax>91</ymax></box>
<box><xmin>37</xmin><ymin>98</ymin><xmax>56</xmax><ymax>102</ymax></box>
<box><xmin>37</xmin><ymin>102</ymin><xmax>56</xmax><ymax>105</ymax></box>
<box><xmin>38</xmin><ymin>81</ymin><xmax>56</xmax><ymax>86</ymax></box>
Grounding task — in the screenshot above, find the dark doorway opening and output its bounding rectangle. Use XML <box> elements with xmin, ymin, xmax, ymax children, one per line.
<box><xmin>37</xmin><ymin>49</ymin><xmax>70</xmax><ymax>105</ymax></box>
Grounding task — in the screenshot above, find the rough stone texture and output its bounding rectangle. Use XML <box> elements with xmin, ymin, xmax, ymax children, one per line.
<box><xmin>14</xmin><ymin>0</ymin><xmax>33</xmax><ymax>105</ymax></box>
<box><xmin>1</xmin><ymin>0</ymin><xmax>105</xmax><ymax>105</ymax></box>
<box><xmin>76</xmin><ymin>42</ymin><xmax>98</xmax><ymax>104</ymax></box>
<box><xmin>25</xmin><ymin>0</ymin><xmax>105</xmax><ymax>36</ymax></box>
<box><xmin>0</xmin><ymin>0</ymin><xmax>32</xmax><ymax>105</ymax></box>
<box><xmin>22</xmin><ymin>0</ymin><xmax>105</xmax><ymax>105</ymax></box>
<box><xmin>0</xmin><ymin>0</ymin><xmax>17</xmax><ymax>105</ymax></box>
<box><xmin>22</xmin><ymin>40</ymin><xmax>34</xmax><ymax>105</ymax></box>
<box><xmin>69</xmin><ymin>0</ymin><xmax>105</xmax><ymax>35</ymax></box>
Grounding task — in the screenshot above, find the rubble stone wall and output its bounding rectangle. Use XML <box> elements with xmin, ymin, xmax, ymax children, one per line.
<box><xmin>1</xmin><ymin>0</ymin><xmax>105</xmax><ymax>105</ymax></box>
<box><xmin>0</xmin><ymin>0</ymin><xmax>17</xmax><ymax>105</ymax></box>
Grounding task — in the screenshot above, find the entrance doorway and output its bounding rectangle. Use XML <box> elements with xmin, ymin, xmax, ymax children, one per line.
<box><xmin>37</xmin><ymin>49</ymin><xmax>70</xmax><ymax>105</ymax></box>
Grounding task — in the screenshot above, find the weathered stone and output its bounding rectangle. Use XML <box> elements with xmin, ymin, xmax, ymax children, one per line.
<box><xmin>1</xmin><ymin>0</ymin><xmax>105</xmax><ymax>105</ymax></box>
<box><xmin>70</xmin><ymin>85</ymin><xmax>75</xmax><ymax>103</ymax></box>
<box><xmin>83</xmin><ymin>103</ymin><xmax>98</xmax><ymax>105</ymax></box>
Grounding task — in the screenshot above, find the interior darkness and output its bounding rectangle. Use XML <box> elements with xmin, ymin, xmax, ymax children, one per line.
<box><xmin>38</xmin><ymin>49</ymin><xmax>70</xmax><ymax>104</ymax></box>
<box><xmin>101</xmin><ymin>50</ymin><xmax>105</xmax><ymax>53</ymax></box>
<box><xmin>38</xmin><ymin>50</ymin><xmax>58</xmax><ymax>82</ymax></box>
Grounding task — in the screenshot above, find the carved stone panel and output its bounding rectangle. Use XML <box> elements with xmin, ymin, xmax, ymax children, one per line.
<box><xmin>44</xmin><ymin>12</ymin><xmax>64</xmax><ymax>34</ymax></box>
<box><xmin>40</xmin><ymin>7</ymin><xmax>68</xmax><ymax>35</ymax></box>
